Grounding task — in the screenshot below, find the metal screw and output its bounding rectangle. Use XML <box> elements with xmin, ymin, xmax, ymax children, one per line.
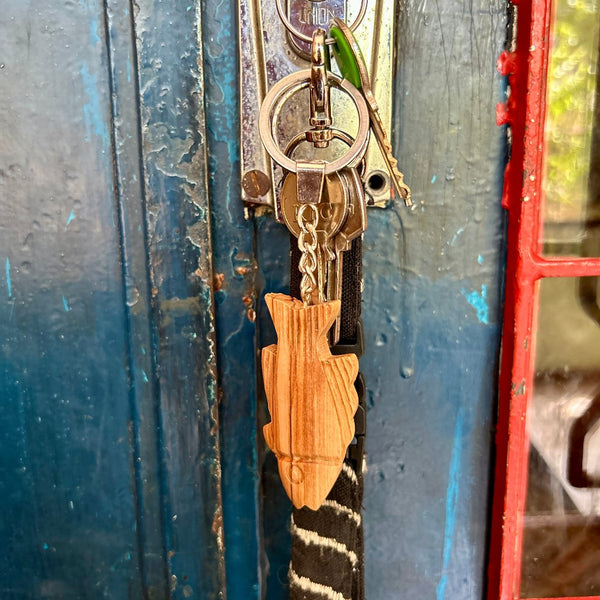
<box><xmin>242</xmin><ymin>170</ymin><xmax>271</xmax><ymax>199</ymax></box>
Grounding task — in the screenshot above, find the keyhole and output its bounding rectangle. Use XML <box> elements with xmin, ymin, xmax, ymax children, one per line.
<box><xmin>367</xmin><ymin>172</ymin><xmax>387</xmax><ymax>193</ymax></box>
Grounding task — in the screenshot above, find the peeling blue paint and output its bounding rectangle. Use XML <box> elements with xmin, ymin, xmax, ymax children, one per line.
<box><xmin>126</xmin><ymin>58</ymin><xmax>132</xmax><ymax>83</ymax></box>
<box><xmin>203</xmin><ymin>2</ymin><xmax>258</xmax><ymax>596</ymax></box>
<box><xmin>81</xmin><ymin>62</ymin><xmax>110</xmax><ymax>151</ymax></box>
<box><xmin>431</xmin><ymin>174</ymin><xmax>437</xmax><ymax>184</ymax></box>
<box><xmin>477</xmin><ymin>254</ymin><xmax>484</xmax><ymax>265</ymax></box>
<box><xmin>436</xmin><ymin>407</ymin><xmax>464</xmax><ymax>600</ymax></box>
<box><xmin>450</xmin><ymin>226</ymin><xmax>465</xmax><ymax>246</ymax></box>
<box><xmin>89</xmin><ymin>19</ymin><xmax>101</xmax><ymax>45</ymax></box>
<box><xmin>62</xmin><ymin>295</ymin><xmax>71</xmax><ymax>312</ymax></box>
<box><xmin>66</xmin><ymin>210</ymin><xmax>76</xmax><ymax>226</ymax></box>
<box><xmin>5</xmin><ymin>258</ymin><xmax>11</xmax><ymax>298</ymax></box>
<box><xmin>203</xmin><ymin>7</ymin><xmax>238</xmax><ymax>198</ymax></box>
<box><xmin>142</xmin><ymin>370</ymin><xmax>149</xmax><ymax>383</ymax></box>
<box><xmin>461</xmin><ymin>285</ymin><xmax>489</xmax><ymax>324</ymax></box>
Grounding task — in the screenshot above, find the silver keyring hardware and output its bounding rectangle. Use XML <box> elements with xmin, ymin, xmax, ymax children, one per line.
<box><xmin>285</xmin><ymin>129</ymin><xmax>366</xmax><ymax>173</ymax></box>
<box><xmin>259</xmin><ymin>71</ymin><xmax>370</xmax><ymax>175</ymax></box>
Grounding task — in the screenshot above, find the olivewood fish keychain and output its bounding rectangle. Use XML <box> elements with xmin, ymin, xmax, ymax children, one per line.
<box><xmin>258</xmin><ymin>18</ymin><xmax>410</xmax><ymax>510</ymax></box>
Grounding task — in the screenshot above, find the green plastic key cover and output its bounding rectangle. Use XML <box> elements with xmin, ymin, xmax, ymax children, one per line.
<box><xmin>330</xmin><ymin>26</ymin><xmax>363</xmax><ymax>90</ymax></box>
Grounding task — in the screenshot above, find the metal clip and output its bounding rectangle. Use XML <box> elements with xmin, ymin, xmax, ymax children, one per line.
<box><xmin>296</xmin><ymin>160</ymin><xmax>326</xmax><ymax>204</ymax></box>
<box><xmin>258</xmin><ymin>70</ymin><xmax>370</xmax><ymax>177</ymax></box>
<box><xmin>239</xmin><ymin>0</ymin><xmax>397</xmax><ymax>211</ymax></box>
<box><xmin>307</xmin><ymin>29</ymin><xmax>333</xmax><ymax>148</ymax></box>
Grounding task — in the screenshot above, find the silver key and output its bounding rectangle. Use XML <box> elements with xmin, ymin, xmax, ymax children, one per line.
<box><xmin>327</xmin><ymin>167</ymin><xmax>367</xmax><ymax>344</ymax></box>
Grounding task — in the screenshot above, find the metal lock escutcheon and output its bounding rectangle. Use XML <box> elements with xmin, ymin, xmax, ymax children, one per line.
<box><xmin>238</xmin><ymin>0</ymin><xmax>397</xmax><ymax>212</ymax></box>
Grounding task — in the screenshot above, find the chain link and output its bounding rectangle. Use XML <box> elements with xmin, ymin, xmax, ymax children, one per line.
<box><xmin>297</xmin><ymin>203</ymin><xmax>320</xmax><ymax>305</ymax></box>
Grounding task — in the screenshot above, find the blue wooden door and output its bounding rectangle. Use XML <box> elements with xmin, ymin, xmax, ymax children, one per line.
<box><xmin>0</xmin><ymin>1</ymin><xmax>507</xmax><ymax>598</ymax></box>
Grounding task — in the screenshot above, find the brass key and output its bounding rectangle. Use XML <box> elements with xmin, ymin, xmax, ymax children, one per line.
<box><xmin>330</xmin><ymin>17</ymin><xmax>412</xmax><ymax>208</ymax></box>
<box><xmin>280</xmin><ymin>167</ymin><xmax>349</xmax><ymax>304</ymax></box>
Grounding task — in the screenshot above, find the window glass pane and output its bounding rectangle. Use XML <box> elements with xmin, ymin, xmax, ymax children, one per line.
<box><xmin>521</xmin><ymin>277</ymin><xmax>600</xmax><ymax>597</ymax></box>
<box><xmin>541</xmin><ymin>0</ymin><xmax>600</xmax><ymax>256</ymax></box>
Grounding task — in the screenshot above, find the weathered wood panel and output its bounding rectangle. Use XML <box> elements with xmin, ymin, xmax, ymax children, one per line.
<box><xmin>368</xmin><ymin>3</ymin><xmax>506</xmax><ymax>597</ymax></box>
<box><xmin>133</xmin><ymin>1</ymin><xmax>226</xmax><ymax>597</ymax></box>
<box><xmin>200</xmin><ymin>3</ymin><xmax>263</xmax><ymax>597</ymax></box>
<box><xmin>0</xmin><ymin>2</ymin><xmax>144</xmax><ymax>597</ymax></box>
<box><xmin>0</xmin><ymin>1</ymin><xmax>225</xmax><ymax>598</ymax></box>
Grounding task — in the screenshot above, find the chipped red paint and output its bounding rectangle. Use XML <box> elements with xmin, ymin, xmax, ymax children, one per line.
<box><xmin>489</xmin><ymin>1</ymin><xmax>600</xmax><ymax>600</ymax></box>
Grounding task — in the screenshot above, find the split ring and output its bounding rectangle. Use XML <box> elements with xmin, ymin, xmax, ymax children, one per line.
<box><xmin>259</xmin><ymin>71</ymin><xmax>370</xmax><ymax>175</ymax></box>
<box><xmin>285</xmin><ymin>128</ymin><xmax>354</xmax><ymax>155</ymax></box>
<box><xmin>285</xmin><ymin>128</ymin><xmax>366</xmax><ymax>173</ymax></box>
<box><xmin>275</xmin><ymin>0</ymin><xmax>368</xmax><ymax>46</ymax></box>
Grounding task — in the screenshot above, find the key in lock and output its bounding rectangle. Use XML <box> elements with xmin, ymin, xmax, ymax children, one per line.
<box><xmin>286</xmin><ymin>0</ymin><xmax>347</xmax><ymax>59</ymax></box>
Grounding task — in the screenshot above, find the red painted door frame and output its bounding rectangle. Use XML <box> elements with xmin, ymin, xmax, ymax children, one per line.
<box><xmin>489</xmin><ymin>1</ymin><xmax>600</xmax><ymax>599</ymax></box>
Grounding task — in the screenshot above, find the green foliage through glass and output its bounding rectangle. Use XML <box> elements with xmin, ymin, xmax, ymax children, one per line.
<box><xmin>542</xmin><ymin>0</ymin><xmax>600</xmax><ymax>255</ymax></box>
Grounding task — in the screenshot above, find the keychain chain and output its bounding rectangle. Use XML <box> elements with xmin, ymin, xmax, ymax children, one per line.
<box><xmin>297</xmin><ymin>203</ymin><xmax>320</xmax><ymax>305</ymax></box>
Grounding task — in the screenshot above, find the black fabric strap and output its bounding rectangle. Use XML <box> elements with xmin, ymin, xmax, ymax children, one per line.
<box><xmin>289</xmin><ymin>235</ymin><xmax>366</xmax><ymax>600</ymax></box>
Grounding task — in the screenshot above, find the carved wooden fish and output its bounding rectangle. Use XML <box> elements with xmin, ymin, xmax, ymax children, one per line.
<box><xmin>262</xmin><ymin>293</ymin><xmax>359</xmax><ymax>510</ymax></box>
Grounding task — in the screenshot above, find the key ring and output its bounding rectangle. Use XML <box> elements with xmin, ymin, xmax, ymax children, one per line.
<box><xmin>287</xmin><ymin>128</ymin><xmax>356</xmax><ymax>156</ymax></box>
<box><xmin>285</xmin><ymin>129</ymin><xmax>366</xmax><ymax>173</ymax></box>
<box><xmin>275</xmin><ymin>0</ymin><xmax>368</xmax><ymax>46</ymax></box>
<box><xmin>259</xmin><ymin>71</ymin><xmax>370</xmax><ymax>175</ymax></box>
